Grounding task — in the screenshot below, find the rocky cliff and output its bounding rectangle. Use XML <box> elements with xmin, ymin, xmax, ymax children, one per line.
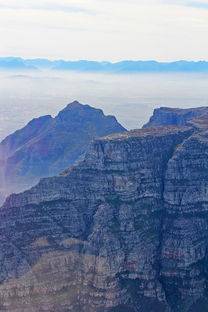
<box><xmin>0</xmin><ymin>101</ymin><xmax>126</xmax><ymax>202</ymax></box>
<box><xmin>143</xmin><ymin>106</ymin><xmax>208</xmax><ymax>128</ymax></box>
<box><xmin>0</xmin><ymin>109</ymin><xmax>207</xmax><ymax>311</ymax></box>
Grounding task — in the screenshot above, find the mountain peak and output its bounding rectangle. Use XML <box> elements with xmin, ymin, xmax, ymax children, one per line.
<box><xmin>0</xmin><ymin>101</ymin><xmax>126</xmax><ymax>203</ymax></box>
<box><xmin>1</xmin><ymin>111</ymin><xmax>207</xmax><ymax>311</ymax></box>
<box><xmin>60</xmin><ymin>100</ymin><xmax>92</xmax><ymax>113</ymax></box>
<box><xmin>67</xmin><ymin>100</ymin><xmax>82</xmax><ymax>107</ymax></box>
<box><xmin>56</xmin><ymin>101</ymin><xmax>107</xmax><ymax>121</ymax></box>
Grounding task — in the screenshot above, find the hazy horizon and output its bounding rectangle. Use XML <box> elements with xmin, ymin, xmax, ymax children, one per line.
<box><xmin>0</xmin><ymin>69</ymin><xmax>208</xmax><ymax>141</ymax></box>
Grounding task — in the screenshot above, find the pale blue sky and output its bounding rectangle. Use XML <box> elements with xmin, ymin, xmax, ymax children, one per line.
<box><xmin>0</xmin><ymin>0</ymin><xmax>208</xmax><ymax>61</ymax></box>
<box><xmin>188</xmin><ymin>1</ymin><xmax>208</xmax><ymax>9</ymax></box>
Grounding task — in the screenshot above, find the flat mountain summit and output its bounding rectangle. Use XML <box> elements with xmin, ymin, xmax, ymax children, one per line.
<box><xmin>0</xmin><ymin>101</ymin><xmax>126</xmax><ymax>202</ymax></box>
<box><xmin>0</xmin><ymin>106</ymin><xmax>207</xmax><ymax>311</ymax></box>
<box><xmin>143</xmin><ymin>106</ymin><xmax>208</xmax><ymax>128</ymax></box>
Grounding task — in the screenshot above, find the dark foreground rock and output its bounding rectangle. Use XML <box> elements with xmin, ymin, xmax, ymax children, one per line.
<box><xmin>0</xmin><ymin>111</ymin><xmax>207</xmax><ymax>311</ymax></box>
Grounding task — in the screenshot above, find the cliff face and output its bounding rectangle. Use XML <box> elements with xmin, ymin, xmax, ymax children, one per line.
<box><xmin>143</xmin><ymin>106</ymin><xmax>208</xmax><ymax>128</ymax></box>
<box><xmin>0</xmin><ymin>101</ymin><xmax>126</xmax><ymax>202</ymax></box>
<box><xmin>0</xmin><ymin>116</ymin><xmax>208</xmax><ymax>312</ymax></box>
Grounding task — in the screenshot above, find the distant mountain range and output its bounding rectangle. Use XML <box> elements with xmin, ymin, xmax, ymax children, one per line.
<box><xmin>1</xmin><ymin>57</ymin><xmax>208</xmax><ymax>72</ymax></box>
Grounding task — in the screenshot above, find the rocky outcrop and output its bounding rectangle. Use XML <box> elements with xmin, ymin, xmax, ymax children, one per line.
<box><xmin>0</xmin><ymin>101</ymin><xmax>126</xmax><ymax>202</ymax></box>
<box><xmin>1</xmin><ymin>117</ymin><xmax>208</xmax><ymax>311</ymax></box>
<box><xmin>143</xmin><ymin>106</ymin><xmax>208</xmax><ymax>128</ymax></box>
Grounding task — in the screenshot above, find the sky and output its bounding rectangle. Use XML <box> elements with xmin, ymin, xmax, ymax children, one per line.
<box><xmin>0</xmin><ymin>0</ymin><xmax>208</xmax><ymax>61</ymax></box>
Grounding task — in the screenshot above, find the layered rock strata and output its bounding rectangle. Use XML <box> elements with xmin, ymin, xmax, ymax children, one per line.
<box><xmin>143</xmin><ymin>106</ymin><xmax>208</xmax><ymax>128</ymax></box>
<box><xmin>0</xmin><ymin>119</ymin><xmax>208</xmax><ymax>311</ymax></box>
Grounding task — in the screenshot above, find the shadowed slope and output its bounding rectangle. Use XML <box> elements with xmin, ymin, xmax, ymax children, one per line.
<box><xmin>0</xmin><ymin>101</ymin><xmax>126</xmax><ymax>202</ymax></box>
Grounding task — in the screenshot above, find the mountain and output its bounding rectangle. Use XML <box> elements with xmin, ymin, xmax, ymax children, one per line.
<box><xmin>0</xmin><ymin>57</ymin><xmax>36</xmax><ymax>70</ymax></box>
<box><xmin>1</xmin><ymin>57</ymin><xmax>208</xmax><ymax>72</ymax></box>
<box><xmin>0</xmin><ymin>101</ymin><xmax>126</xmax><ymax>202</ymax></box>
<box><xmin>0</xmin><ymin>109</ymin><xmax>207</xmax><ymax>311</ymax></box>
<box><xmin>143</xmin><ymin>106</ymin><xmax>208</xmax><ymax>128</ymax></box>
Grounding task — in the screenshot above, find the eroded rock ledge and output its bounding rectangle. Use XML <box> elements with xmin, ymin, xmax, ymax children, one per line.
<box><xmin>0</xmin><ymin>123</ymin><xmax>207</xmax><ymax>312</ymax></box>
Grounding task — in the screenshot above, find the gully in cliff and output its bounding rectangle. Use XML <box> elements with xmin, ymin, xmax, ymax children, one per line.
<box><xmin>0</xmin><ymin>107</ymin><xmax>207</xmax><ymax>311</ymax></box>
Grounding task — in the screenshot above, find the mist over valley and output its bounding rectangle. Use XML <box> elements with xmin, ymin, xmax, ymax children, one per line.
<box><xmin>1</xmin><ymin>69</ymin><xmax>208</xmax><ymax>141</ymax></box>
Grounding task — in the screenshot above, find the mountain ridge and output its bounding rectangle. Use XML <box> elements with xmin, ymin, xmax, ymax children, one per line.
<box><xmin>1</xmin><ymin>57</ymin><xmax>208</xmax><ymax>72</ymax></box>
<box><xmin>143</xmin><ymin>106</ymin><xmax>208</xmax><ymax>128</ymax></box>
<box><xmin>0</xmin><ymin>108</ymin><xmax>207</xmax><ymax>311</ymax></box>
<box><xmin>0</xmin><ymin>100</ymin><xmax>126</xmax><ymax>203</ymax></box>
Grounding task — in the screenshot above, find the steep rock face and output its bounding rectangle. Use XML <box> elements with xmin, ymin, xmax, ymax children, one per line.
<box><xmin>143</xmin><ymin>107</ymin><xmax>208</xmax><ymax>128</ymax></box>
<box><xmin>160</xmin><ymin>119</ymin><xmax>208</xmax><ymax>311</ymax></box>
<box><xmin>0</xmin><ymin>101</ymin><xmax>126</xmax><ymax>202</ymax></box>
<box><xmin>1</xmin><ymin>125</ymin><xmax>207</xmax><ymax>311</ymax></box>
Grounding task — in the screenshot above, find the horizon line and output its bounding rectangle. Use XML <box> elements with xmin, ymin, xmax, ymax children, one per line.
<box><xmin>1</xmin><ymin>56</ymin><xmax>208</xmax><ymax>63</ymax></box>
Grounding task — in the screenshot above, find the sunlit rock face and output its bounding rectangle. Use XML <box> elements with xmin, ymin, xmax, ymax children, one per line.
<box><xmin>1</xmin><ymin>116</ymin><xmax>208</xmax><ymax>312</ymax></box>
<box><xmin>0</xmin><ymin>101</ymin><xmax>126</xmax><ymax>203</ymax></box>
<box><xmin>143</xmin><ymin>106</ymin><xmax>208</xmax><ymax>128</ymax></box>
